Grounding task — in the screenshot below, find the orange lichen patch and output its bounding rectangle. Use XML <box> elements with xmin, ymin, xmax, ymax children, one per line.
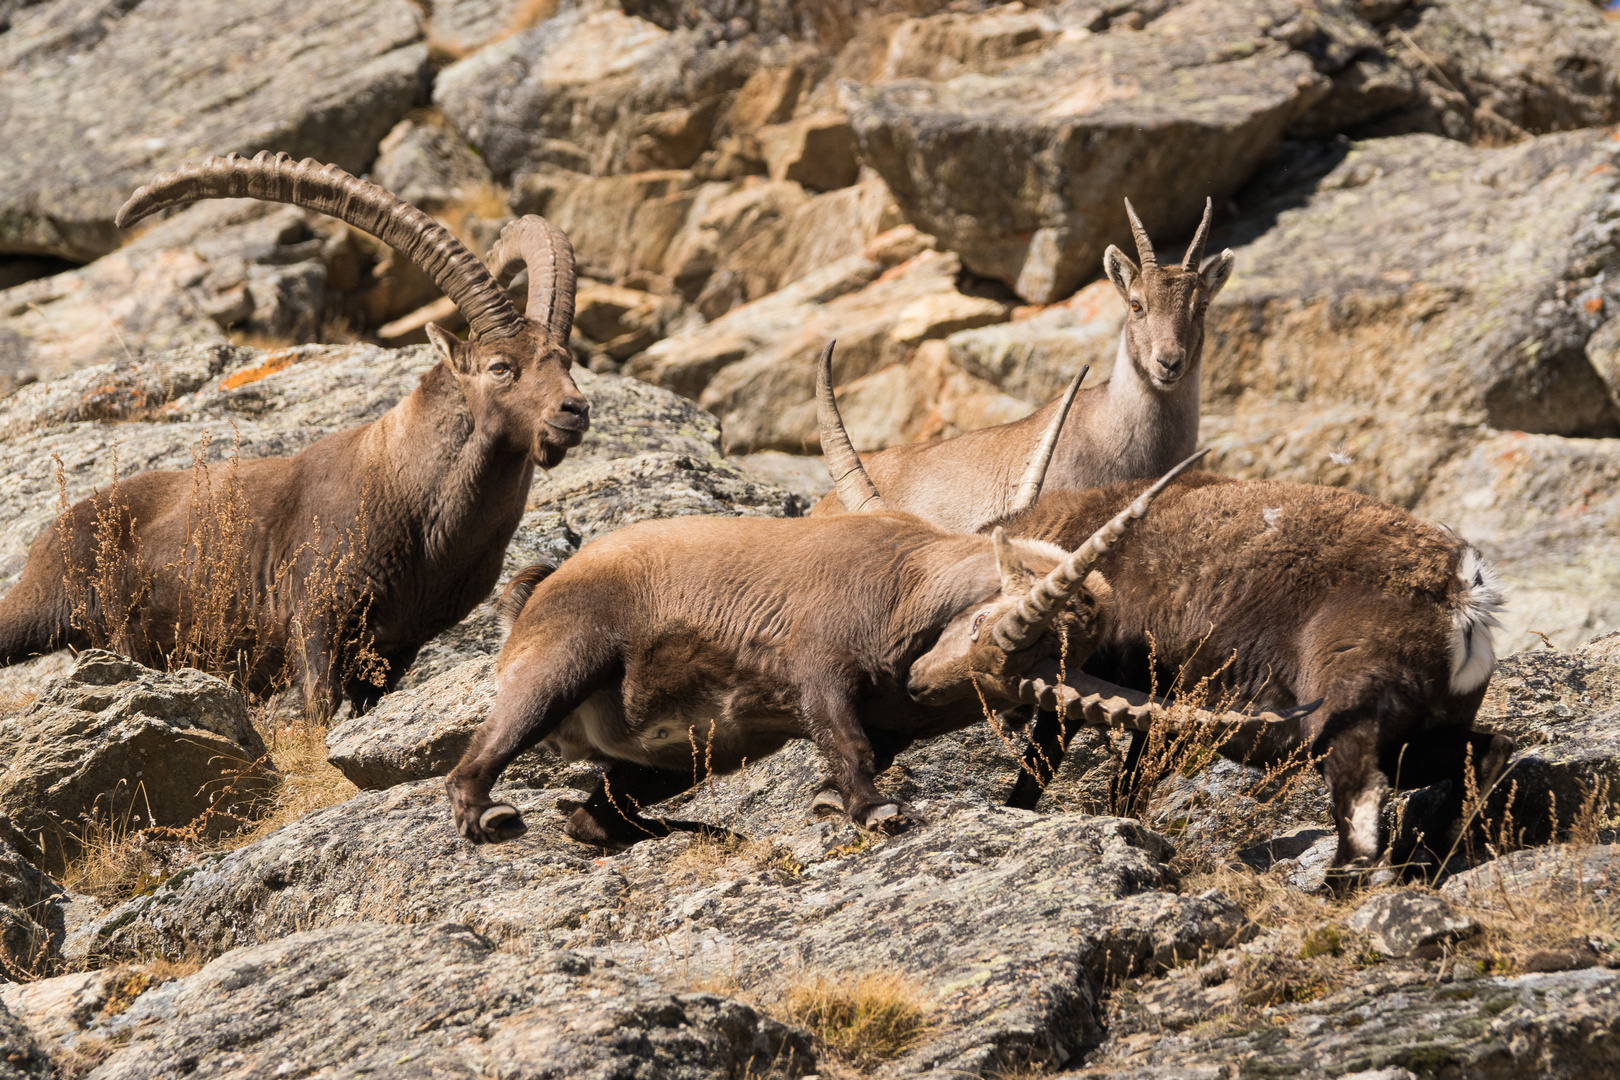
<box><xmin>221</xmin><ymin>351</ymin><xmax>297</xmax><ymax>391</ymax></box>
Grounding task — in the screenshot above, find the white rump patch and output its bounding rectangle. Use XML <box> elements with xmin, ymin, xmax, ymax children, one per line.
<box><xmin>1449</xmin><ymin>546</ymin><xmax>1506</xmax><ymax>695</ymax></box>
<box><xmin>1348</xmin><ymin>785</ymin><xmax>1384</xmax><ymax>861</ymax></box>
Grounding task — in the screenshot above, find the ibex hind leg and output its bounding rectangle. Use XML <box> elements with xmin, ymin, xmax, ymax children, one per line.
<box><xmin>447</xmin><ymin>636</ymin><xmax>613</xmax><ymax>843</ymax></box>
<box><xmin>0</xmin><ymin>569</ymin><xmax>81</xmax><ymax>667</ymax></box>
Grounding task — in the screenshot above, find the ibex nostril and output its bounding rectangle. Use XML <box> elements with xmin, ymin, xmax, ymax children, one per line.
<box><xmin>560</xmin><ymin>398</ymin><xmax>589</xmax><ymax>418</ymax></box>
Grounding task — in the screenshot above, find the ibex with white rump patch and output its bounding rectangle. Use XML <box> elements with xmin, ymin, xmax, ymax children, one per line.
<box><xmin>0</xmin><ymin>152</ymin><xmax>588</xmax><ymax>717</ymax></box>
<box><xmin>810</xmin><ymin>198</ymin><xmax>1233</xmax><ymax>532</ymax></box>
<box><xmin>946</xmin><ymin>477</ymin><xmax>1513</xmax><ymax>881</ymax></box>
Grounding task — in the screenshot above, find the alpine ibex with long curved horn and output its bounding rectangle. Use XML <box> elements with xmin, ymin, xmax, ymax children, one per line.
<box><xmin>0</xmin><ymin>151</ymin><xmax>588</xmax><ymax>717</ymax></box>
<box><xmin>809</xmin><ymin>198</ymin><xmax>1234</xmax><ymax>532</ymax></box>
<box><xmin>958</xmin><ymin>477</ymin><xmax>1514</xmax><ymax>880</ymax></box>
<box><xmin>445</xmin><ymin>345</ymin><xmax>1300</xmax><ymax>848</ymax></box>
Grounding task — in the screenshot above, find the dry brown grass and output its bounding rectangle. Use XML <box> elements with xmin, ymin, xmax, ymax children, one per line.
<box><xmin>61</xmin><ymin>710</ymin><xmax>356</xmax><ymax>905</ymax></box>
<box><xmin>230</xmin><ymin>713</ymin><xmax>358</xmax><ymax>848</ymax></box>
<box><xmin>780</xmin><ymin>970</ymin><xmax>932</xmax><ymax>1068</ymax></box>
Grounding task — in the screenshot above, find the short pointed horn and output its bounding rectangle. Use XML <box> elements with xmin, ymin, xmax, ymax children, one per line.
<box><xmin>1182</xmin><ymin>197</ymin><xmax>1213</xmax><ymax>271</ymax></box>
<box><xmin>1123</xmin><ymin>198</ymin><xmax>1156</xmax><ymax>270</ymax></box>
<box><xmin>816</xmin><ymin>341</ymin><xmax>886</xmax><ymax>513</ymax></box>
<box><xmin>117</xmin><ymin>151</ymin><xmax>525</xmax><ymax>341</ymax></box>
<box><xmin>485</xmin><ymin>216</ymin><xmax>577</xmax><ymax>344</ymax></box>
<box><xmin>1009</xmin><ymin>365</ymin><xmax>1087</xmax><ymax>513</ymax></box>
<box><xmin>991</xmin><ymin>448</ymin><xmax>1210</xmax><ymax>652</ymax></box>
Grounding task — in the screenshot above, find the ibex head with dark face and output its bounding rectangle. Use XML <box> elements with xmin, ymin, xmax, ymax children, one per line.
<box><xmin>1103</xmin><ymin>198</ymin><xmax>1234</xmax><ymax>391</ymax></box>
<box><xmin>117</xmin><ymin>152</ymin><xmax>589</xmax><ymax>467</ymax></box>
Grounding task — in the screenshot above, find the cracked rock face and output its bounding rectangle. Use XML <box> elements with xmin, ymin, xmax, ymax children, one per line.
<box><xmin>83</xmin><ymin>921</ymin><xmax>816</xmax><ymax>1080</ymax></box>
<box><xmin>81</xmin><ymin>777</ymin><xmax>1247</xmax><ymax>1074</ymax></box>
<box><xmin>0</xmin><ymin>0</ymin><xmax>427</xmax><ymax>263</ymax></box>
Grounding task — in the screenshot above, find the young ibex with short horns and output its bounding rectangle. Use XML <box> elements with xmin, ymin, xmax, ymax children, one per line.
<box><xmin>0</xmin><ymin>151</ymin><xmax>589</xmax><ymax>716</ymax></box>
<box><xmin>446</xmin><ymin>345</ymin><xmax>1299</xmax><ymax>848</ymax></box>
<box><xmin>809</xmin><ymin>198</ymin><xmax>1234</xmax><ymax>532</ymax></box>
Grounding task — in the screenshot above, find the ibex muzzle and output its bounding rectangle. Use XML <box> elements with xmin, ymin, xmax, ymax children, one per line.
<box><xmin>0</xmin><ymin>152</ymin><xmax>587</xmax><ymax>717</ymax></box>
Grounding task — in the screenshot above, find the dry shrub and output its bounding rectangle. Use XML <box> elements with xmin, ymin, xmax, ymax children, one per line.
<box><xmin>781</xmin><ymin>970</ymin><xmax>930</xmax><ymax>1067</ymax></box>
<box><xmin>54</xmin><ymin>432</ymin><xmax>388</xmax><ymax>720</ymax></box>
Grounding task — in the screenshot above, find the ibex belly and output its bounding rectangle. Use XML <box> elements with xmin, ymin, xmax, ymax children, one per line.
<box><xmin>544</xmin><ymin>689</ymin><xmax>801</xmax><ymax>773</ymax></box>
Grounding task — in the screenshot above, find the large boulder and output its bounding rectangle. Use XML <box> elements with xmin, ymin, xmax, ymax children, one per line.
<box><xmin>0</xmin><ymin>810</ymin><xmax>100</xmax><ymax>980</ymax></box>
<box><xmin>1207</xmin><ymin>130</ymin><xmax>1620</xmax><ymax>439</ymax></box>
<box><xmin>0</xmin><ymin>0</ymin><xmax>427</xmax><ymax>263</ymax></box>
<box><xmin>0</xmin><ymin>203</ymin><xmax>341</xmax><ymax>392</ymax></box>
<box><xmin>84</xmin><ymin>921</ymin><xmax>816</xmax><ymax>1079</ymax></box>
<box><xmin>434</xmin><ymin>0</ymin><xmax>758</xmax><ymax>180</ymax></box>
<box><xmin>0</xmin><ymin>651</ymin><xmax>272</xmax><ymax>871</ymax></box>
<box><xmin>843</xmin><ymin>0</ymin><xmax>1369</xmax><ymax>303</ymax></box>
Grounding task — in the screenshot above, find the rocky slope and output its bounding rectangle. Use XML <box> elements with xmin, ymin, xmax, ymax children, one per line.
<box><xmin>1</xmin><ymin>0</ymin><xmax>1620</xmax><ymax>1075</ymax></box>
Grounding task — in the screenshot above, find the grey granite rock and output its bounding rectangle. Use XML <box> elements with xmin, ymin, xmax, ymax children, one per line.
<box><xmin>82</xmin><ymin>775</ymin><xmax>1248</xmax><ymax>1074</ymax></box>
<box><xmin>0</xmin><ymin>0</ymin><xmax>427</xmax><ymax>262</ymax></box>
<box><xmin>83</xmin><ymin>920</ymin><xmax>816</xmax><ymax>1079</ymax></box>
<box><xmin>0</xmin><ymin>651</ymin><xmax>271</xmax><ymax>872</ymax></box>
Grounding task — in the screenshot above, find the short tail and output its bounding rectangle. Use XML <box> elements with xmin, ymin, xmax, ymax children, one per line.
<box><xmin>1448</xmin><ymin>544</ymin><xmax>1505</xmax><ymax>695</ymax></box>
<box><xmin>495</xmin><ymin>561</ymin><xmax>556</xmax><ymax>637</ymax></box>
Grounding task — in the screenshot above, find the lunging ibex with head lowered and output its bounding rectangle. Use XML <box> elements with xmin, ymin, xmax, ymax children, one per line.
<box><xmin>920</xmin><ymin>474</ymin><xmax>1515</xmax><ymax>881</ymax></box>
<box><xmin>444</xmin><ymin>344</ymin><xmax>1294</xmax><ymax>848</ymax></box>
<box><xmin>0</xmin><ymin>152</ymin><xmax>588</xmax><ymax>717</ymax></box>
<box><xmin>810</xmin><ymin>198</ymin><xmax>1234</xmax><ymax>532</ymax></box>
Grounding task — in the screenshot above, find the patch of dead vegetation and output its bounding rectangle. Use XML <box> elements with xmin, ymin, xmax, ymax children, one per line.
<box><xmin>779</xmin><ymin>969</ymin><xmax>932</xmax><ymax>1069</ymax></box>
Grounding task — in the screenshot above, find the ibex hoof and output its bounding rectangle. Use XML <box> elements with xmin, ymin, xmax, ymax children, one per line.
<box><xmin>479</xmin><ymin>804</ymin><xmax>527</xmax><ymax>843</ymax></box>
<box><xmin>810</xmin><ymin>788</ymin><xmax>846</xmax><ymax>818</ymax></box>
<box><xmin>861</xmin><ymin>802</ymin><xmax>916</xmax><ymax>835</ymax></box>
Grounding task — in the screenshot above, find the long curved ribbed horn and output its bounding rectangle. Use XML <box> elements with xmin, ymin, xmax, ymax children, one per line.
<box><xmin>1008</xmin><ymin>365</ymin><xmax>1087</xmax><ymax>513</ymax></box>
<box><xmin>485</xmin><ymin>216</ymin><xmax>576</xmax><ymax>344</ymax></box>
<box><xmin>991</xmin><ymin>448</ymin><xmax>1210</xmax><ymax>652</ymax></box>
<box><xmin>816</xmin><ymin>340</ymin><xmax>885</xmax><ymax>513</ymax></box>
<box><xmin>1182</xmin><ymin>197</ymin><xmax>1213</xmax><ymax>271</ymax></box>
<box><xmin>1123</xmin><ymin>198</ymin><xmax>1156</xmax><ymax>270</ymax></box>
<box><xmin>116</xmin><ymin>151</ymin><xmax>526</xmax><ymax>341</ymax></box>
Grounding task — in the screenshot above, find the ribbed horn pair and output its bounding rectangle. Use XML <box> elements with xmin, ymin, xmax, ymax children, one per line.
<box><xmin>116</xmin><ymin>150</ymin><xmax>575</xmax><ymax>344</ymax></box>
<box><xmin>1123</xmin><ymin>196</ymin><xmax>1214</xmax><ymax>271</ymax></box>
<box><xmin>990</xmin><ymin>448</ymin><xmax>1210</xmax><ymax>653</ymax></box>
<box><xmin>817</xmin><ymin>342</ymin><xmax>1085</xmax><ymax>515</ymax></box>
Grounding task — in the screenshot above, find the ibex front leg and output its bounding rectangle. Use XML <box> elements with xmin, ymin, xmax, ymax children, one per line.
<box><xmin>802</xmin><ymin>686</ymin><xmax>915</xmax><ymax>834</ymax></box>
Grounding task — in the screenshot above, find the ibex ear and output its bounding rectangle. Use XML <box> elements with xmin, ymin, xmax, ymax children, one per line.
<box><xmin>425</xmin><ymin>322</ymin><xmax>474</xmax><ymax>375</ymax></box>
<box><xmin>1102</xmin><ymin>245</ymin><xmax>1137</xmax><ymax>298</ymax></box>
<box><xmin>992</xmin><ymin>528</ymin><xmax>1035</xmax><ymax>593</ymax></box>
<box><xmin>1199</xmin><ymin>249</ymin><xmax>1235</xmax><ymax>302</ymax></box>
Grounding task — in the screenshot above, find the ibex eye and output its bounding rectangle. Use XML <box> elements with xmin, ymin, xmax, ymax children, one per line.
<box><xmin>1129</xmin><ymin>300</ymin><xmax>1143</xmax><ymax>313</ymax></box>
<box><xmin>489</xmin><ymin>361</ymin><xmax>511</xmax><ymax>375</ymax></box>
<box><xmin>970</xmin><ymin>611</ymin><xmax>988</xmax><ymax>639</ymax></box>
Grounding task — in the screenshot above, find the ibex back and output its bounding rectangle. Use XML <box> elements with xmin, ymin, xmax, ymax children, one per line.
<box><xmin>810</xmin><ymin>198</ymin><xmax>1234</xmax><ymax>532</ymax></box>
<box><xmin>0</xmin><ymin>152</ymin><xmax>588</xmax><ymax>717</ymax></box>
